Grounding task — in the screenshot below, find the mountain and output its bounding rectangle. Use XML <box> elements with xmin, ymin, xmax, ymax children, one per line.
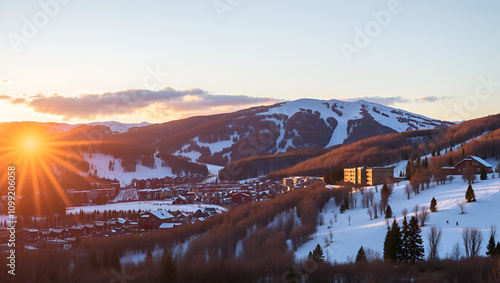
<box><xmin>0</xmin><ymin>99</ymin><xmax>453</xmax><ymax>185</ymax></box>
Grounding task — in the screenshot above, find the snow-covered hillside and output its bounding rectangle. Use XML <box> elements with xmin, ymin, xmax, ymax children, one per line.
<box><xmin>44</xmin><ymin>121</ymin><xmax>151</xmax><ymax>134</ymax></box>
<box><xmin>171</xmin><ymin>99</ymin><xmax>452</xmax><ymax>163</ymax></box>
<box><xmin>296</xmin><ymin>174</ymin><xmax>500</xmax><ymax>263</ymax></box>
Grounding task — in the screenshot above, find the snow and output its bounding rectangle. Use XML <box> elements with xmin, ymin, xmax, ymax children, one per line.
<box><xmin>66</xmin><ymin>201</ymin><xmax>227</xmax><ymax>214</ymax></box>
<box><xmin>43</xmin><ymin>121</ymin><xmax>151</xmax><ymax>134</ymax></box>
<box><xmin>84</xmin><ymin>152</ymin><xmax>174</xmax><ymax>186</ymax></box>
<box><xmin>295</xmin><ymin>174</ymin><xmax>500</xmax><ymax>263</ymax></box>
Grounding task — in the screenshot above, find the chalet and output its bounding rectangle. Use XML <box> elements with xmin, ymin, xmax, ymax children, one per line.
<box><xmin>138</xmin><ymin>210</ymin><xmax>174</xmax><ymax>230</ymax></box>
<box><xmin>441</xmin><ymin>156</ymin><xmax>494</xmax><ymax>175</ymax></box>
<box><xmin>231</xmin><ymin>192</ymin><xmax>252</xmax><ymax>204</ymax></box>
<box><xmin>172</xmin><ymin>196</ymin><xmax>188</xmax><ymax>205</ymax></box>
<box><xmin>49</xmin><ymin>228</ymin><xmax>69</xmax><ymax>239</ymax></box>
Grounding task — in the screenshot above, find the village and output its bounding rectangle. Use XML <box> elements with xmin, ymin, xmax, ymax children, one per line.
<box><xmin>0</xmin><ymin>155</ymin><xmax>495</xmax><ymax>252</ymax></box>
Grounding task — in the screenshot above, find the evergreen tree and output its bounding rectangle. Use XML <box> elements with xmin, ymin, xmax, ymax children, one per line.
<box><xmin>383</xmin><ymin>219</ymin><xmax>402</xmax><ymax>262</ymax></box>
<box><xmin>486</xmin><ymin>235</ymin><xmax>497</xmax><ymax>257</ymax></box>
<box><xmin>448</xmin><ymin>157</ymin><xmax>454</xmax><ymax>167</ymax></box>
<box><xmin>480</xmin><ymin>168</ymin><xmax>487</xmax><ymax>180</ymax></box>
<box><xmin>430</xmin><ymin>197</ymin><xmax>437</xmax><ymax>212</ymax></box>
<box><xmin>465</xmin><ymin>184</ymin><xmax>476</xmax><ymax>202</ymax></box>
<box><xmin>385</xmin><ymin>205</ymin><xmax>393</xmax><ymax>219</ymax></box>
<box><xmin>158</xmin><ymin>249</ymin><xmax>178</xmax><ymax>283</ymax></box>
<box><xmin>340</xmin><ymin>202</ymin><xmax>346</xmax><ymax>214</ymax></box>
<box><xmin>308</xmin><ymin>244</ymin><xmax>325</xmax><ymax>262</ymax></box>
<box><xmin>355</xmin><ymin>246</ymin><xmax>367</xmax><ymax>263</ymax></box>
<box><xmin>399</xmin><ymin>216</ymin><xmax>410</xmax><ymax>262</ymax></box>
<box><xmin>406</xmin><ymin>161</ymin><xmax>412</xmax><ymax>180</ymax></box>
<box><xmin>407</xmin><ymin>217</ymin><xmax>424</xmax><ymax>263</ymax></box>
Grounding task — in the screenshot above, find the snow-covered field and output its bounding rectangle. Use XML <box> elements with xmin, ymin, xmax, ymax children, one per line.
<box><xmin>66</xmin><ymin>201</ymin><xmax>227</xmax><ymax>214</ymax></box>
<box><xmin>296</xmin><ymin>173</ymin><xmax>500</xmax><ymax>263</ymax></box>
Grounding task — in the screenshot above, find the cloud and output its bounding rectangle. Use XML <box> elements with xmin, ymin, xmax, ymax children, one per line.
<box><xmin>0</xmin><ymin>95</ymin><xmax>12</xmax><ymax>100</ymax></box>
<box><xmin>10</xmin><ymin>98</ymin><xmax>26</xmax><ymax>104</ymax></box>
<box><xmin>342</xmin><ymin>96</ymin><xmax>411</xmax><ymax>105</ymax></box>
<box><xmin>342</xmin><ymin>95</ymin><xmax>454</xmax><ymax>105</ymax></box>
<box><xmin>415</xmin><ymin>96</ymin><xmax>453</xmax><ymax>102</ymax></box>
<box><xmin>18</xmin><ymin>87</ymin><xmax>278</xmax><ymax>119</ymax></box>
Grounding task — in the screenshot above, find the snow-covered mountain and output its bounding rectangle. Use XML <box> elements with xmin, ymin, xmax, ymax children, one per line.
<box><xmin>171</xmin><ymin>98</ymin><xmax>452</xmax><ymax>164</ymax></box>
<box><xmin>43</xmin><ymin>121</ymin><xmax>152</xmax><ymax>134</ymax></box>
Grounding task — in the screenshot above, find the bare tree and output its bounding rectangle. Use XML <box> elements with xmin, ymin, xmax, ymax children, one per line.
<box><xmin>447</xmin><ymin>175</ymin><xmax>454</xmax><ymax>184</ymax></box>
<box><xmin>401</xmin><ymin>208</ymin><xmax>408</xmax><ymax>219</ymax></box>
<box><xmin>329</xmin><ymin>219</ymin><xmax>333</xmax><ymax>227</ymax></box>
<box><xmin>367</xmin><ymin>207</ymin><xmax>373</xmax><ymax>220</ymax></box>
<box><xmin>367</xmin><ymin>190</ymin><xmax>375</xmax><ymax>206</ymax></box>
<box><xmin>413</xmin><ymin>204</ymin><xmax>419</xmax><ymax>218</ymax></box>
<box><xmin>462</xmin><ymin>165</ymin><xmax>476</xmax><ymax>184</ymax></box>
<box><xmin>462</xmin><ymin>228</ymin><xmax>483</xmax><ymax>258</ymax></box>
<box><xmin>348</xmin><ymin>215</ymin><xmax>352</xmax><ymax>225</ymax></box>
<box><xmin>378</xmin><ymin>201</ymin><xmax>386</xmax><ymax>216</ymax></box>
<box><xmin>365</xmin><ymin>248</ymin><xmax>381</xmax><ymax>262</ymax></box>
<box><xmin>324</xmin><ymin>236</ymin><xmax>330</xmax><ymax>247</ymax></box>
<box><xmin>334</xmin><ymin>212</ymin><xmax>338</xmax><ymax>222</ymax></box>
<box><xmin>405</xmin><ymin>184</ymin><xmax>411</xmax><ymax>200</ymax></box>
<box><xmin>450</xmin><ymin>242</ymin><xmax>461</xmax><ymax>261</ymax></box>
<box><xmin>361</xmin><ymin>193</ymin><xmax>367</xmax><ymax>208</ymax></box>
<box><xmin>457</xmin><ymin>201</ymin><xmax>466</xmax><ymax>214</ymax></box>
<box><xmin>329</xmin><ymin>230</ymin><xmax>333</xmax><ymax>243</ymax></box>
<box><xmin>427</xmin><ymin>226</ymin><xmax>443</xmax><ymax>260</ymax></box>
<box><xmin>372</xmin><ymin>202</ymin><xmax>379</xmax><ymax>219</ymax></box>
<box><xmin>418</xmin><ymin>206</ymin><xmax>430</xmax><ymax>226</ymax></box>
<box><xmin>318</xmin><ymin>215</ymin><xmax>325</xmax><ymax>226</ymax></box>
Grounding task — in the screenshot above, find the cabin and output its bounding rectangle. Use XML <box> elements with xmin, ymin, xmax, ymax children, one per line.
<box><xmin>138</xmin><ymin>210</ymin><xmax>174</xmax><ymax>230</ymax></box>
<box><xmin>172</xmin><ymin>196</ymin><xmax>188</xmax><ymax>205</ymax></box>
<box><xmin>441</xmin><ymin>156</ymin><xmax>494</xmax><ymax>175</ymax></box>
<box><xmin>231</xmin><ymin>192</ymin><xmax>252</xmax><ymax>204</ymax></box>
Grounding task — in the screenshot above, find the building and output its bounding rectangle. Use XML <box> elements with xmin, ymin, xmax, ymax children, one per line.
<box><xmin>441</xmin><ymin>156</ymin><xmax>494</xmax><ymax>175</ymax></box>
<box><xmin>344</xmin><ymin>166</ymin><xmax>394</xmax><ymax>186</ymax></box>
<box><xmin>138</xmin><ymin>210</ymin><xmax>174</xmax><ymax>230</ymax></box>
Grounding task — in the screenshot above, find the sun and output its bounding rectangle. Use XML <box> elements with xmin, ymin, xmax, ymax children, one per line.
<box><xmin>22</xmin><ymin>136</ymin><xmax>40</xmax><ymax>152</ymax></box>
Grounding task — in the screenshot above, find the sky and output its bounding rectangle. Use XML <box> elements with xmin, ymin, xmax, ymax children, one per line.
<box><xmin>1</xmin><ymin>0</ymin><xmax>500</xmax><ymax>124</ymax></box>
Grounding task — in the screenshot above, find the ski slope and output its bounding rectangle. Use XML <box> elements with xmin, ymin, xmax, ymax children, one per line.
<box><xmin>296</xmin><ymin>173</ymin><xmax>500</xmax><ymax>263</ymax></box>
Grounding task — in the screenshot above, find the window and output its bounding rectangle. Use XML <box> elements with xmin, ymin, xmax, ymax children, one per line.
<box><xmin>477</xmin><ymin>168</ymin><xmax>480</xmax><ymax>172</ymax></box>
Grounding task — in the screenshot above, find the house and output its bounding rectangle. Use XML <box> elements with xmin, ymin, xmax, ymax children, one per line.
<box><xmin>441</xmin><ymin>156</ymin><xmax>494</xmax><ymax>175</ymax></box>
<box><xmin>138</xmin><ymin>210</ymin><xmax>174</xmax><ymax>230</ymax></box>
<box><xmin>172</xmin><ymin>196</ymin><xmax>188</xmax><ymax>205</ymax></box>
<box><xmin>344</xmin><ymin>166</ymin><xmax>394</xmax><ymax>186</ymax></box>
<box><xmin>231</xmin><ymin>192</ymin><xmax>252</xmax><ymax>204</ymax></box>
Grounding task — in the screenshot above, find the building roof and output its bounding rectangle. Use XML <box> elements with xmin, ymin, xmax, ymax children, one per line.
<box><xmin>148</xmin><ymin>210</ymin><xmax>174</xmax><ymax>220</ymax></box>
<box><xmin>159</xmin><ymin>223</ymin><xmax>180</xmax><ymax>229</ymax></box>
<box><xmin>455</xmin><ymin>156</ymin><xmax>493</xmax><ymax>168</ymax></box>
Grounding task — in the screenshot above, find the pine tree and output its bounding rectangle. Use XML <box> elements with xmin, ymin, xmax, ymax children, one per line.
<box><xmin>430</xmin><ymin>197</ymin><xmax>437</xmax><ymax>212</ymax></box>
<box><xmin>407</xmin><ymin>217</ymin><xmax>424</xmax><ymax>263</ymax></box>
<box><xmin>480</xmin><ymin>168</ymin><xmax>487</xmax><ymax>180</ymax></box>
<box><xmin>383</xmin><ymin>219</ymin><xmax>402</xmax><ymax>262</ymax></box>
<box><xmin>399</xmin><ymin>216</ymin><xmax>410</xmax><ymax>262</ymax></box>
<box><xmin>465</xmin><ymin>184</ymin><xmax>476</xmax><ymax>202</ymax></box>
<box><xmin>356</xmin><ymin>246</ymin><xmax>367</xmax><ymax>263</ymax></box>
<box><xmin>486</xmin><ymin>235</ymin><xmax>497</xmax><ymax>257</ymax></box>
<box><xmin>308</xmin><ymin>244</ymin><xmax>325</xmax><ymax>262</ymax></box>
<box><xmin>340</xmin><ymin>202</ymin><xmax>346</xmax><ymax>214</ymax></box>
<box><xmin>385</xmin><ymin>205</ymin><xmax>393</xmax><ymax>219</ymax></box>
<box><xmin>406</xmin><ymin>161</ymin><xmax>412</xmax><ymax>180</ymax></box>
<box><xmin>158</xmin><ymin>249</ymin><xmax>178</xmax><ymax>283</ymax></box>
<box><xmin>448</xmin><ymin>157</ymin><xmax>454</xmax><ymax>167</ymax></box>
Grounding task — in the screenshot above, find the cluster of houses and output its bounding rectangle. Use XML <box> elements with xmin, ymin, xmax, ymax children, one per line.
<box><xmin>0</xmin><ymin>207</ymin><xmax>221</xmax><ymax>250</ymax></box>
<box><xmin>282</xmin><ymin>176</ymin><xmax>325</xmax><ymax>190</ymax></box>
